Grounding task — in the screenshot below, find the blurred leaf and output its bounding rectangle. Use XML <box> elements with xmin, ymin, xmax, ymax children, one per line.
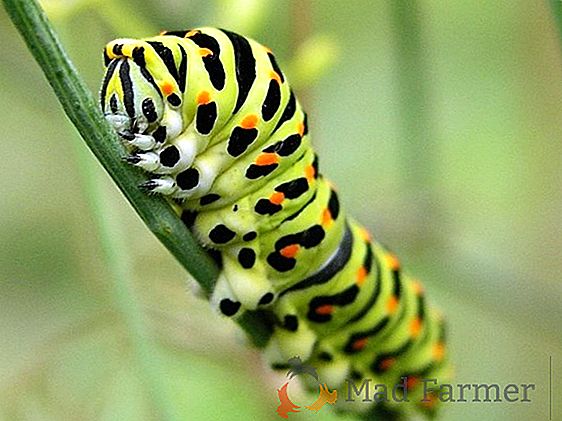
<box><xmin>287</xmin><ymin>33</ymin><xmax>340</xmax><ymax>90</ymax></box>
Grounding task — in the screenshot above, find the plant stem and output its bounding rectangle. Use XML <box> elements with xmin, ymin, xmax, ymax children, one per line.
<box><xmin>551</xmin><ymin>0</ymin><xmax>562</xmax><ymax>46</ymax></box>
<box><xmin>1</xmin><ymin>0</ymin><xmax>270</xmax><ymax>347</ymax></box>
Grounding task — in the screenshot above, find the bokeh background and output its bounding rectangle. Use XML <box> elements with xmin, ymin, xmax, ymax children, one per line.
<box><xmin>1</xmin><ymin>0</ymin><xmax>561</xmax><ymax>420</ymax></box>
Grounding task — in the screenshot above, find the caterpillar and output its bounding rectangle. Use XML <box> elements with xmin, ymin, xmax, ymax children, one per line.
<box><xmin>100</xmin><ymin>27</ymin><xmax>450</xmax><ymax>417</ymax></box>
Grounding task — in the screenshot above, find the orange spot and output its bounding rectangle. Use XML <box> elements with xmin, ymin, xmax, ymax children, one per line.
<box><xmin>270</xmin><ymin>192</ymin><xmax>285</xmax><ymax>205</ymax></box>
<box><xmin>255</xmin><ymin>153</ymin><xmax>279</xmax><ymax>166</ymax></box>
<box><xmin>359</xmin><ymin>228</ymin><xmax>372</xmax><ymax>241</ymax></box>
<box><xmin>199</xmin><ymin>48</ymin><xmax>213</xmax><ymax>57</ymax></box>
<box><xmin>410</xmin><ymin>317</ymin><xmax>422</xmax><ymax>337</ymax></box>
<box><xmin>305</xmin><ymin>165</ymin><xmax>316</xmax><ymax>182</ymax></box>
<box><xmin>386</xmin><ymin>254</ymin><xmax>400</xmax><ymax>270</ymax></box>
<box><xmin>315</xmin><ymin>304</ymin><xmax>334</xmax><ymax>315</ymax></box>
<box><xmin>387</xmin><ymin>296</ymin><xmax>399</xmax><ymax>314</ymax></box>
<box><xmin>412</xmin><ymin>280</ymin><xmax>424</xmax><ymax>295</ymax></box>
<box><xmin>161</xmin><ymin>82</ymin><xmax>174</xmax><ymax>96</ymax></box>
<box><xmin>322</xmin><ymin>208</ymin><xmax>332</xmax><ymax>226</ymax></box>
<box><xmin>186</xmin><ymin>30</ymin><xmax>199</xmax><ymax>37</ymax></box>
<box><xmin>264</xmin><ymin>46</ymin><xmax>272</xmax><ymax>53</ymax></box>
<box><xmin>433</xmin><ymin>342</ymin><xmax>445</xmax><ymax>361</ymax></box>
<box><xmin>406</xmin><ymin>376</ymin><xmax>419</xmax><ymax>390</ymax></box>
<box><xmin>356</xmin><ymin>267</ymin><xmax>367</xmax><ymax>286</ymax></box>
<box><xmin>297</xmin><ymin>122</ymin><xmax>305</xmax><ymax>136</ymax></box>
<box><xmin>280</xmin><ymin>244</ymin><xmax>300</xmax><ymax>258</ymax></box>
<box><xmin>352</xmin><ymin>337</ymin><xmax>368</xmax><ymax>351</ymax></box>
<box><xmin>379</xmin><ymin>357</ymin><xmax>396</xmax><ymax>371</ymax></box>
<box><xmin>241</xmin><ymin>114</ymin><xmax>258</xmax><ymax>129</ymax></box>
<box><xmin>197</xmin><ymin>91</ymin><xmax>210</xmax><ymax>105</ymax></box>
<box><xmin>270</xmin><ymin>71</ymin><xmax>282</xmax><ymax>84</ymax></box>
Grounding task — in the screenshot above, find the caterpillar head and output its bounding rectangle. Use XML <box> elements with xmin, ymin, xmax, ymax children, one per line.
<box><xmin>100</xmin><ymin>38</ymin><xmax>182</xmax><ymax>137</ymax></box>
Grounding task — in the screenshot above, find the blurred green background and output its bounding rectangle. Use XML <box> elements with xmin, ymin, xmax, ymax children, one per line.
<box><xmin>1</xmin><ymin>0</ymin><xmax>561</xmax><ymax>420</ymax></box>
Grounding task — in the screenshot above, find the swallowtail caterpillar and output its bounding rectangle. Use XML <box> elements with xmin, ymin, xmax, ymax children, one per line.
<box><xmin>100</xmin><ymin>27</ymin><xmax>450</xmax><ymax>417</ymax></box>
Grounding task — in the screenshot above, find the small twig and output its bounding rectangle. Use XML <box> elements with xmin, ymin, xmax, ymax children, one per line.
<box><xmin>550</xmin><ymin>0</ymin><xmax>562</xmax><ymax>46</ymax></box>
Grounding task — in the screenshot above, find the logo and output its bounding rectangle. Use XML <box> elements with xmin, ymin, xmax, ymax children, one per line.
<box><xmin>275</xmin><ymin>356</ymin><xmax>338</xmax><ymax>418</ymax></box>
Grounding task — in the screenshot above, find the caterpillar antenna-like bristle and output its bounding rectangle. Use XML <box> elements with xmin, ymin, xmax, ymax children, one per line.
<box><xmin>124</xmin><ymin>154</ymin><xmax>141</xmax><ymax>164</ymax></box>
<box><xmin>139</xmin><ymin>180</ymin><xmax>159</xmax><ymax>192</ymax></box>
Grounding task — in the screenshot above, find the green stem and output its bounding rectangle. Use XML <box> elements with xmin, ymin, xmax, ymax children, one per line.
<box><xmin>551</xmin><ymin>0</ymin><xmax>562</xmax><ymax>45</ymax></box>
<box><xmin>1</xmin><ymin>0</ymin><xmax>270</xmax><ymax>347</ymax></box>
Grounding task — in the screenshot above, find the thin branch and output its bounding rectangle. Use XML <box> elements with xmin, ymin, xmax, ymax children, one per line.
<box><xmin>1</xmin><ymin>0</ymin><xmax>270</xmax><ymax>347</ymax></box>
<box><xmin>550</xmin><ymin>0</ymin><xmax>562</xmax><ymax>46</ymax></box>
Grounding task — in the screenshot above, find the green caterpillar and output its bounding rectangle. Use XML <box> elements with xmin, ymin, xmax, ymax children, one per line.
<box><xmin>100</xmin><ymin>27</ymin><xmax>450</xmax><ymax>417</ymax></box>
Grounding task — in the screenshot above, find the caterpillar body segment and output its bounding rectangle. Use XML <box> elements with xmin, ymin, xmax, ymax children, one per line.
<box><xmin>100</xmin><ymin>27</ymin><xmax>450</xmax><ymax>417</ymax></box>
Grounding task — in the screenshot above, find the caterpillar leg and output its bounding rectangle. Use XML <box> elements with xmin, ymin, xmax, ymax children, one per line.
<box><xmin>265</xmin><ymin>300</ymin><xmax>318</xmax><ymax>365</ymax></box>
<box><xmin>211</xmin><ymin>272</ymin><xmax>243</xmax><ymax>317</ymax></box>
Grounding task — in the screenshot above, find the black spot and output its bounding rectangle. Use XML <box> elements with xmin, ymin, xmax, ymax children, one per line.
<box><xmin>167</xmin><ymin>93</ymin><xmax>181</xmax><ymax>107</ymax></box>
<box><xmin>272</xmin><ymin>91</ymin><xmax>296</xmax><ymax>133</ymax></box>
<box><xmin>267</xmin><ymin>52</ymin><xmax>285</xmax><ymax>83</ymax></box>
<box><xmin>328</xmin><ymin>190</ymin><xmax>340</xmax><ymax>220</ymax></box>
<box><xmin>350</xmin><ymin>370</ymin><xmax>363</xmax><ymax>381</ymax></box>
<box><xmin>162</xmin><ymin>30</ymin><xmax>189</xmax><ymax>37</ymax></box>
<box><xmin>243</xmin><ymin>231</ymin><xmax>257</xmax><ymax>242</ymax></box>
<box><xmin>238</xmin><ymin>248</ymin><xmax>256</xmax><ymax>269</ymax></box>
<box><xmin>147</xmin><ymin>41</ymin><xmax>180</xmax><ymax>84</ymax></box>
<box><xmin>301</xmin><ymin>225</ymin><xmax>326</xmax><ymax>248</ymax></box>
<box><xmin>227</xmin><ymin>127</ymin><xmax>258</xmax><ymax>157</ymax></box>
<box><xmin>119</xmin><ymin>60</ymin><xmax>135</xmax><ymax>118</ymax></box>
<box><xmin>363</xmin><ymin>244</ymin><xmax>373</xmax><ymax>273</ymax></box>
<box><xmin>180</xmin><ymin>209</ymin><xmax>198</xmax><ymax>228</ymax></box>
<box><xmin>221</xmin><ymin>29</ymin><xmax>256</xmax><ymax>113</ymax></box>
<box><xmin>209</xmin><ymin>224</ymin><xmax>236</xmax><ymax>244</ymax></box>
<box><xmin>103</xmin><ymin>48</ymin><xmax>111</xmax><ymax>67</ymax></box>
<box><xmin>200</xmin><ymin>194</ymin><xmax>221</xmax><ymax>206</ymax></box>
<box><xmin>263</xmin><ymin>134</ymin><xmax>301</xmax><ymax>157</ymax></box>
<box><xmin>177</xmin><ymin>45</ymin><xmax>188</xmax><ymax>92</ymax></box>
<box><xmin>267</xmin><ymin>253</ymin><xmax>296</xmax><ymax>272</ymax></box>
<box><xmin>254</xmin><ymin>199</ymin><xmax>282</xmax><ymax>215</ymax></box>
<box><xmin>312</xmin><ymin>154</ymin><xmax>319</xmax><ymax>178</ymax></box>
<box><xmin>159</xmin><ymin>146</ymin><xmax>180</xmax><ymax>167</ymax></box>
<box><xmin>196</xmin><ymin>102</ymin><xmax>217</xmax><ymax>135</ymax></box>
<box><xmin>318</xmin><ymin>352</ymin><xmax>333</xmax><ymax>362</ymax></box>
<box><xmin>188</xmin><ymin>32</ymin><xmax>225</xmax><ymax>90</ymax></box>
<box><xmin>112</xmin><ymin>43</ymin><xmax>123</xmax><ymax>56</ymax></box>
<box><xmin>343</xmin><ymin>318</ymin><xmax>389</xmax><ymax>354</ymax></box>
<box><xmin>307</xmin><ymin>285</ymin><xmax>360</xmax><ymax>323</ymax></box>
<box><xmin>245</xmin><ymin>163</ymin><xmax>278</xmax><ymax>179</ymax></box>
<box><xmin>283</xmin><ymin>315</ymin><xmax>299</xmax><ymax>332</ymax></box>
<box><xmin>275</xmin><ymin>225</ymin><xmax>325</xmax><ymax>250</ymax></box>
<box><xmin>303</xmin><ymin>113</ymin><xmax>309</xmax><ymax>135</ymax></box>
<box><xmin>176</xmin><ymin>168</ymin><xmax>199</xmax><ymax>190</ymax></box>
<box><xmin>258</xmin><ymin>292</ymin><xmax>274</xmax><ymax>306</ymax></box>
<box><xmin>261</xmin><ymin>79</ymin><xmax>281</xmax><ymax>121</ymax></box>
<box><xmin>233</xmin><ymin>204</ymin><xmax>238</xmax><ymax>212</ymax></box>
<box><xmin>275</xmin><ymin>177</ymin><xmax>308</xmax><ymax>199</ymax></box>
<box><xmin>272</xmin><ymin>363</ymin><xmax>290</xmax><ymax>370</ymax></box>
<box><xmin>219</xmin><ymin>299</ymin><xmax>241</xmax><ymax>316</ymax></box>
<box><xmin>141</xmin><ymin>98</ymin><xmax>158</xmax><ymax>123</ymax></box>
<box><xmin>132</xmin><ymin>46</ymin><xmax>146</xmax><ymax>67</ymax></box>
<box><xmin>152</xmin><ymin>126</ymin><xmax>167</xmax><ymax>143</ymax></box>
<box><xmin>109</xmin><ymin>94</ymin><xmax>118</xmax><ymax>113</ymax></box>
